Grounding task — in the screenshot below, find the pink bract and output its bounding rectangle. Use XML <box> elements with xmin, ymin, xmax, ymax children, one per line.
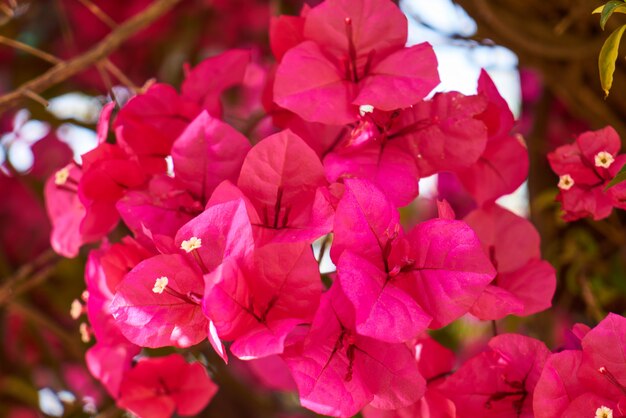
<box><xmin>273</xmin><ymin>0</ymin><xmax>439</xmax><ymax>124</ymax></box>
<box><xmin>117</xmin><ymin>354</ymin><xmax>218</xmax><ymax>418</ymax></box>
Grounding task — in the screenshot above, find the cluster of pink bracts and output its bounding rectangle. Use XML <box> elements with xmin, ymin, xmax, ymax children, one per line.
<box><xmin>43</xmin><ymin>0</ymin><xmax>626</xmax><ymax>417</ymax></box>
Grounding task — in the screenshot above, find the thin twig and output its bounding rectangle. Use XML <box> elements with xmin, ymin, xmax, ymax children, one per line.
<box><xmin>23</xmin><ymin>89</ymin><xmax>49</xmax><ymax>107</ymax></box>
<box><xmin>0</xmin><ymin>249</ymin><xmax>57</xmax><ymax>302</ymax></box>
<box><xmin>0</xmin><ymin>35</ymin><xmax>61</xmax><ymax>64</ymax></box>
<box><xmin>10</xmin><ymin>265</ymin><xmax>56</xmax><ymax>300</ymax></box>
<box><xmin>96</xmin><ymin>60</ymin><xmax>119</xmax><ymax>105</ymax></box>
<box><xmin>77</xmin><ymin>0</ymin><xmax>117</xmax><ymax>29</ymax></box>
<box><xmin>578</xmin><ymin>275</ymin><xmax>604</xmax><ymax>323</ymax></box>
<box><xmin>584</xmin><ymin>218</ymin><xmax>625</xmax><ymax>247</ymax></box>
<box><xmin>54</xmin><ymin>0</ymin><xmax>76</xmax><ymax>50</ymax></box>
<box><xmin>7</xmin><ymin>301</ymin><xmax>84</xmax><ymax>360</ymax></box>
<box><xmin>0</xmin><ymin>0</ymin><xmax>182</xmax><ymax>113</ymax></box>
<box><xmin>453</xmin><ymin>0</ymin><xmax>601</xmax><ymax>59</ymax></box>
<box><xmin>104</xmin><ymin>59</ymin><xmax>139</xmax><ymax>92</ymax></box>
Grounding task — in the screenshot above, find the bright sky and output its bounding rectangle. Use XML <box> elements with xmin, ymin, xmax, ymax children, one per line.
<box><xmin>401</xmin><ymin>0</ymin><xmax>521</xmax><ymax>117</ymax></box>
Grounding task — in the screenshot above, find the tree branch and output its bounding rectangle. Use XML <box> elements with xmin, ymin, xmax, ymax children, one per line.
<box><xmin>0</xmin><ymin>0</ymin><xmax>182</xmax><ymax>113</ymax></box>
<box><xmin>0</xmin><ymin>249</ymin><xmax>59</xmax><ymax>306</ymax></box>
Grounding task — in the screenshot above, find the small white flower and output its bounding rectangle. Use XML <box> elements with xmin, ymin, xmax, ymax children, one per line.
<box><xmin>558</xmin><ymin>174</ymin><xmax>574</xmax><ymax>190</ymax></box>
<box><xmin>595</xmin><ymin>405</ymin><xmax>613</xmax><ymax>418</ymax></box>
<box><xmin>595</xmin><ymin>151</ymin><xmax>615</xmax><ymax>168</ymax></box>
<box><xmin>54</xmin><ymin>167</ymin><xmax>70</xmax><ymax>185</ymax></box>
<box><xmin>180</xmin><ymin>236</ymin><xmax>202</xmax><ymax>253</ymax></box>
<box><xmin>359</xmin><ymin>104</ymin><xmax>374</xmax><ymax>116</ymax></box>
<box><xmin>152</xmin><ymin>276</ymin><xmax>169</xmax><ymax>294</ymax></box>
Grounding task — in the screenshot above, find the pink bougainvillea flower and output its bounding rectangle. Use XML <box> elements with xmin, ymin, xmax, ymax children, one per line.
<box><xmin>363</xmin><ymin>334</ymin><xmax>456</xmax><ymax>418</ymax></box>
<box><xmin>269</xmin><ymin>4</ymin><xmax>310</xmax><ymax>61</ymax></box>
<box><xmin>323</xmin><ymin>119</ymin><xmax>420</xmax><ymax>206</ymax></box>
<box><xmin>273</xmin><ymin>0</ymin><xmax>439</xmax><ymax>124</ymax></box>
<box><xmin>84</xmin><ymin>239</ymin><xmax>150</xmax><ymax>401</ymax></box>
<box><xmin>78</xmin><ymin>142</ymin><xmax>148</xmax><ymax>239</ymax></box>
<box><xmin>109</xmin><ymin>253</ymin><xmax>207</xmax><ymax>348</ymax></box>
<box><xmin>174</xmin><ymin>198</ymin><xmax>254</xmax><ymax>271</ymax></box>
<box><xmin>464</xmin><ymin>204</ymin><xmax>556</xmax><ymax>319</ymax></box>
<box><xmin>114</xmin><ymin>83</ymin><xmax>199</xmax><ymax>172</ymax></box>
<box><xmin>85</xmin><ymin>237</ymin><xmax>153</xmax><ymax>345</ymax></box>
<box><xmin>181</xmin><ymin>49</ymin><xmax>251</xmax><ymax>117</ymax></box>
<box><xmin>45</xmin><ymin>163</ymin><xmax>90</xmax><ymax>257</ymax></box>
<box><xmin>111</xmin><ymin>199</ymin><xmax>253</xmax><ymax>349</ymax></box>
<box><xmin>283</xmin><ymin>284</ymin><xmax>426</xmax><ymax>417</ymax></box>
<box><xmin>246</xmin><ymin>354</ymin><xmax>297</xmax><ymax>392</ymax></box>
<box><xmin>323</xmin><ymin>91</ymin><xmax>488</xmax><ymax>206</ymax></box>
<box><xmin>117</xmin><ymin>354</ymin><xmax>218</xmax><ymax>418</ymax></box>
<box><xmin>86</xmin><ymin>341</ymin><xmax>140</xmax><ymax>399</ymax></box>
<box><xmin>440</xmin><ymin>333</ymin><xmax>550</xmax><ymax>418</ymax></box>
<box><xmin>117</xmin><ymin>175</ymin><xmax>203</xmax><ymax>251</ymax></box>
<box><xmin>475</xmin><ymin>69</ymin><xmax>515</xmax><ymax>140</ymax></box>
<box><xmin>203</xmin><ymin>242</ymin><xmax>321</xmax><ymax>360</ymax></box>
<box><xmin>63</xmin><ymin>364</ymin><xmax>104</xmax><ymax>411</ymax></box>
<box><xmin>457</xmin><ymin>134</ymin><xmax>529</xmax><ymax>206</ymax></box>
<box><xmin>548</xmin><ymin>126</ymin><xmax>626</xmax><ymax>221</ymax></box>
<box><xmin>115</xmin><ymin>50</ymin><xmax>250</xmax><ymax>171</ymax></box>
<box><xmin>534</xmin><ymin>313</ymin><xmax>626</xmax><ymax>418</ymax></box>
<box><xmin>234</xmin><ymin>129</ymin><xmax>334</xmax><ymax>244</ymax></box>
<box><xmin>452</xmin><ymin>71</ymin><xmax>528</xmax><ymax>205</ymax></box>
<box><xmin>403</xmin><ymin>91</ymin><xmax>488</xmax><ymax>177</ymax></box>
<box><xmin>333</xmin><ymin>179</ymin><xmax>495</xmax><ymax>342</ymax></box>
<box><xmin>29</xmin><ymin>130</ymin><xmax>74</xmax><ymax>181</ymax></box>
<box><xmin>170</xmin><ymin>110</ymin><xmax>251</xmax><ymax>203</ymax></box>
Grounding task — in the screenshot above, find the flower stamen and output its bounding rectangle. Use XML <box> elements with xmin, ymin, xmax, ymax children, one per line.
<box><xmin>152</xmin><ymin>276</ymin><xmax>169</xmax><ymax>294</ymax></box>
<box><xmin>558</xmin><ymin>174</ymin><xmax>574</xmax><ymax>190</ymax></box>
<box><xmin>595</xmin><ymin>151</ymin><xmax>615</xmax><ymax>169</ymax></box>
<box><xmin>595</xmin><ymin>405</ymin><xmax>613</xmax><ymax>418</ymax></box>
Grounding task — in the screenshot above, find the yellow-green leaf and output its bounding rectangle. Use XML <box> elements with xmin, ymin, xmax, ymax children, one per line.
<box><xmin>600</xmin><ymin>1</ymin><xmax>626</xmax><ymax>29</ymax></box>
<box><xmin>606</xmin><ymin>163</ymin><xmax>626</xmax><ymax>189</ymax></box>
<box><xmin>599</xmin><ymin>23</ymin><xmax>626</xmax><ymax>97</ymax></box>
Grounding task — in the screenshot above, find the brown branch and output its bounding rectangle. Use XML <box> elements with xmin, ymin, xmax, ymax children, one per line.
<box><xmin>0</xmin><ymin>249</ymin><xmax>59</xmax><ymax>306</ymax></box>
<box><xmin>578</xmin><ymin>275</ymin><xmax>605</xmax><ymax>323</ymax></box>
<box><xmin>77</xmin><ymin>0</ymin><xmax>117</xmax><ymax>29</ymax></box>
<box><xmin>104</xmin><ymin>59</ymin><xmax>140</xmax><ymax>92</ymax></box>
<box><xmin>7</xmin><ymin>301</ymin><xmax>84</xmax><ymax>360</ymax></box>
<box><xmin>0</xmin><ymin>35</ymin><xmax>61</xmax><ymax>64</ymax></box>
<box><xmin>453</xmin><ymin>0</ymin><xmax>601</xmax><ymax>59</ymax></box>
<box><xmin>0</xmin><ymin>0</ymin><xmax>182</xmax><ymax>113</ymax></box>
<box><xmin>23</xmin><ymin>89</ymin><xmax>49</xmax><ymax>108</ymax></box>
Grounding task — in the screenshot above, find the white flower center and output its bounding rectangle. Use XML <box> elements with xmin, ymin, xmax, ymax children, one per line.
<box><xmin>595</xmin><ymin>151</ymin><xmax>615</xmax><ymax>168</ymax></box>
<box><xmin>54</xmin><ymin>167</ymin><xmax>70</xmax><ymax>185</ymax></box>
<box><xmin>180</xmin><ymin>236</ymin><xmax>202</xmax><ymax>253</ymax></box>
<box><xmin>596</xmin><ymin>405</ymin><xmax>613</xmax><ymax>418</ymax></box>
<box><xmin>558</xmin><ymin>174</ymin><xmax>574</xmax><ymax>190</ymax></box>
<box><xmin>359</xmin><ymin>104</ymin><xmax>374</xmax><ymax>116</ymax></box>
<box><xmin>152</xmin><ymin>276</ymin><xmax>169</xmax><ymax>294</ymax></box>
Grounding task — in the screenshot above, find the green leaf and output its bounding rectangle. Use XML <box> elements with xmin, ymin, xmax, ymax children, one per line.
<box><xmin>599</xmin><ymin>0</ymin><xmax>626</xmax><ymax>29</ymax></box>
<box><xmin>606</xmin><ymin>163</ymin><xmax>626</xmax><ymax>189</ymax></box>
<box><xmin>599</xmin><ymin>23</ymin><xmax>626</xmax><ymax>97</ymax></box>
